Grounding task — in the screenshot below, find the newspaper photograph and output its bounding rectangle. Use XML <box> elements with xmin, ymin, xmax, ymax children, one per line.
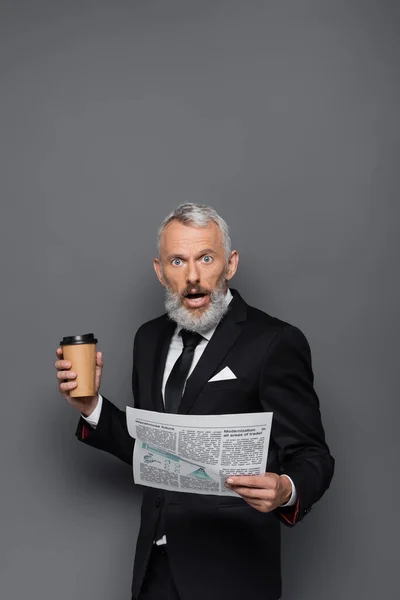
<box><xmin>126</xmin><ymin>407</ymin><xmax>273</xmax><ymax>496</ymax></box>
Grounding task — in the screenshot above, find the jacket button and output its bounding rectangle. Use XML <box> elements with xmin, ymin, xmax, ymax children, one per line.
<box><xmin>155</xmin><ymin>498</ymin><xmax>162</xmax><ymax>508</ymax></box>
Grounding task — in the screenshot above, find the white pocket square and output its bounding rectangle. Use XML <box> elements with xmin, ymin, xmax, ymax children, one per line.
<box><xmin>208</xmin><ymin>366</ymin><xmax>237</xmax><ymax>382</ymax></box>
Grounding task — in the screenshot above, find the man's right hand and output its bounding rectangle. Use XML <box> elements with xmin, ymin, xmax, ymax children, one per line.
<box><xmin>55</xmin><ymin>347</ymin><xmax>104</xmax><ymax>416</ymax></box>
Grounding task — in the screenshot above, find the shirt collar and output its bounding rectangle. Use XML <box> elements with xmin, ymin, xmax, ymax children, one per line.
<box><xmin>175</xmin><ymin>288</ymin><xmax>233</xmax><ymax>341</ymax></box>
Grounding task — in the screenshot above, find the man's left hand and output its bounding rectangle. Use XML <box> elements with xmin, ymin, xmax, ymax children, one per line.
<box><xmin>225</xmin><ymin>473</ymin><xmax>292</xmax><ymax>513</ymax></box>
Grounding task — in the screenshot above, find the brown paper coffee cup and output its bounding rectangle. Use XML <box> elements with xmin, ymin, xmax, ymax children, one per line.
<box><xmin>60</xmin><ymin>333</ymin><xmax>98</xmax><ymax>397</ymax></box>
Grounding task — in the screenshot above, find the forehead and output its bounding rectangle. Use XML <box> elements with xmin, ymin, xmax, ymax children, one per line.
<box><xmin>159</xmin><ymin>220</ymin><xmax>224</xmax><ymax>255</ymax></box>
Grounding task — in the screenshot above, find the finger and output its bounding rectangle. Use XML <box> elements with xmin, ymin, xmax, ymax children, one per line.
<box><xmin>56</xmin><ymin>347</ymin><xmax>64</xmax><ymax>358</ymax></box>
<box><xmin>96</xmin><ymin>351</ymin><xmax>103</xmax><ymax>367</ymax></box>
<box><xmin>56</xmin><ymin>371</ymin><xmax>76</xmax><ymax>381</ymax></box>
<box><xmin>225</xmin><ymin>476</ymin><xmax>262</xmax><ymax>488</ymax></box>
<box><xmin>226</xmin><ymin>474</ymin><xmax>276</xmax><ymax>488</ymax></box>
<box><xmin>228</xmin><ymin>486</ymin><xmax>275</xmax><ymax>501</ymax></box>
<box><xmin>55</xmin><ymin>360</ymin><xmax>72</xmax><ymax>370</ymax></box>
<box><xmin>226</xmin><ymin>475</ymin><xmax>270</xmax><ymax>488</ymax></box>
<box><xmin>243</xmin><ymin>497</ymin><xmax>264</xmax><ymax>507</ymax></box>
<box><xmin>60</xmin><ymin>381</ymin><xmax>77</xmax><ymax>392</ymax></box>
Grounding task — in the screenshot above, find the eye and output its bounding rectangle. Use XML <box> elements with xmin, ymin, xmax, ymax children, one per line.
<box><xmin>171</xmin><ymin>258</ymin><xmax>183</xmax><ymax>266</ymax></box>
<box><xmin>202</xmin><ymin>255</ymin><xmax>213</xmax><ymax>263</ymax></box>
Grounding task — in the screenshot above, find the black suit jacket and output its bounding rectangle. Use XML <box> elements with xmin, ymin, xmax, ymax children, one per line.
<box><xmin>77</xmin><ymin>290</ymin><xmax>334</xmax><ymax>600</ymax></box>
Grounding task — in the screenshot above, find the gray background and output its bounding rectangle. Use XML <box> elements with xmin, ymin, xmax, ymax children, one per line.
<box><xmin>1</xmin><ymin>1</ymin><xmax>399</xmax><ymax>598</ymax></box>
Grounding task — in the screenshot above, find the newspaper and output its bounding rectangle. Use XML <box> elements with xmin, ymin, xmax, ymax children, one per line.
<box><xmin>126</xmin><ymin>407</ymin><xmax>273</xmax><ymax>496</ymax></box>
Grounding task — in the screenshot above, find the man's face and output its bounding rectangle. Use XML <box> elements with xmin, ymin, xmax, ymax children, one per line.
<box><xmin>154</xmin><ymin>220</ymin><xmax>238</xmax><ymax>317</ymax></box>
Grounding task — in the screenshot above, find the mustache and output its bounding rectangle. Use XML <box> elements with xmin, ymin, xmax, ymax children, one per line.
<box><xmin>180</xmin><ymin>285</ymin><xmax>210</xmax><ymax>298</ymax></box>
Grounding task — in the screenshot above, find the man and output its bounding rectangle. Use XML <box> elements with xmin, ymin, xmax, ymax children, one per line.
<box><xmin>55</xmin><ymin>204</ymin><xmax>334</xmax><ymax>600</ymax></box>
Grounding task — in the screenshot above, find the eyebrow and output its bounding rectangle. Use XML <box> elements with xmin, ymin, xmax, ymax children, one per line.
<box><xmin>196</xmin><ymin>248</ymin><xmax>216</xmax><ymax>257</ymax></box>
<box><xmin>166</xmin><ymin>249</ymin><xmax>217</xmax><ymax>261</ymax></box>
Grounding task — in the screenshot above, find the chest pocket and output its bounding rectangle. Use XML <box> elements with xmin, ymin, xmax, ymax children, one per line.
<box><xmin>203</xmin><ymin>378</ymin><xmax>243</xmax><ymax>392</ymax></box>
<box><xmin>195</xmin><ymin>377</ymin><xmax>259</xmax><ymax>415</ymax></box>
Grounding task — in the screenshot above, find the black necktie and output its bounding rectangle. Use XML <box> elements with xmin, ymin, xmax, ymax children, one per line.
<box><xmin>164</xmin><ymin>330</ymin><xmax>203</xmax><ymax>413</ymax></box>
<box><xmin>154</xmin><ymin>330</ymin><xmax>203</xmax><ymax>543</ymax></box>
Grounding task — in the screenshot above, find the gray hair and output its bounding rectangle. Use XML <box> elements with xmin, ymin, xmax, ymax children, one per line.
<box><xmin>157</xmin><ymin>203</ymin><xmax>231</xmax><ymax>258</ymax></box>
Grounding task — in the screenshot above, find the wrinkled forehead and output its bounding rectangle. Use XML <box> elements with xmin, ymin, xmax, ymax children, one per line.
<box><xmin>159</xmin><ymin>220</ymin><xmax>224</xmax><ymax>257</ymax></box>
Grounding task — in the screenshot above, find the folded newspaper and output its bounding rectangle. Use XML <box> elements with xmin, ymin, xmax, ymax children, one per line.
<box><xmin>126</xmin><ymin>408</ymin><xmax>273</xmax><ymax>496</ymax></box>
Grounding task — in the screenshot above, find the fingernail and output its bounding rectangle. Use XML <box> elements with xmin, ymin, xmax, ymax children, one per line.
<box><xmin>226</xmin><ymin>478</ymin><xmax>234</xmax><ymax>484</ymax></box>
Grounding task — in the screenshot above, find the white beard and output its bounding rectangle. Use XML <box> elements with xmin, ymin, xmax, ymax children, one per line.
<box><xmin>164</xmin><ymin>281</ymin><xmax>230</xmax><ymax>334</ymax></box>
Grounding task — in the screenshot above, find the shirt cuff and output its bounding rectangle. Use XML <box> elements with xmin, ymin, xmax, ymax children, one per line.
<box><xmin>279</xmin><ymin>475</ymin><xmax>297</xmax><ymax>507</ymax></box>
<box><xmin>81</xmin><ymin>394</ymin><xmax>103</xmax><ymax>428</ymax></box>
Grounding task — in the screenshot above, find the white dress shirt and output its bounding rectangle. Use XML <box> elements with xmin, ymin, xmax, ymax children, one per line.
<box><xmin>83</xmin><ymin>288</ymin><xmax>297</xmax><ymax>536</ymax></box>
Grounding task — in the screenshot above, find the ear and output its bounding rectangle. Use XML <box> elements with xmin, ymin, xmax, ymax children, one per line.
<box><xmin>153</xmin><ymin>258</ymin><xmax>167</xmax><ymax>287</ymax></box>
<box><xmin>226</xmin><ymin>250</ymin><xmax>239</xmax><ymax>281</ymax></box>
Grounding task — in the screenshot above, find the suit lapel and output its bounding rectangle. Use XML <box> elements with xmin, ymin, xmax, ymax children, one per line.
<box><xmin>178</xmin><ymin>290</ymin><xmax>247</xmax><ymax>414</ymax></box>
<box><xmin>151</xmin><ymin>318</ymin><xmax>176</xmax><ymax>413</ymax></box>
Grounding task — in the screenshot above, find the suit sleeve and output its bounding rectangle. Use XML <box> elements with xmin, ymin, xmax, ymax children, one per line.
<box><xmin>75</xmin><ymin>335</ymin><xmax>140</xmax><ymax>466</ymax></box>
<box><xmin>259</xmin><ymin>324</ymin><xmax>334</xmax><ymax>526</ymax></box>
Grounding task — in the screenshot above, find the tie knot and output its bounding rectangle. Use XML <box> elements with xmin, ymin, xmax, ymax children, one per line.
<box><xmin>180</xmin><ymin>330</ymin><xmax>203</xmax><ymax>349</ymax></box>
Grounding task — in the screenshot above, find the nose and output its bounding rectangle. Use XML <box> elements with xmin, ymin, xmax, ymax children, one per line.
<box><xmin>186</xmin><ymin>259</ymin><xmax>200</xmax><ymax>285</ymax></box>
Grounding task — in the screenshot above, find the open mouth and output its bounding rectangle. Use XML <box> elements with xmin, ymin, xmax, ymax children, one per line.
<box><xmin>183</xmin><ymin>291</ymin><xmax>209</xmax><ymax>308</ymax></box>
<box><xmin>185</xmin><ymin>293</ymin><xmax>206</xmax><ymax>300</ymax></box>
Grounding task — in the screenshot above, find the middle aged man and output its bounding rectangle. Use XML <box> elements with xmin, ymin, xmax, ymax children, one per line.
<box><xmin>55</xmin><ymin>203</ymin><xmax>334</xmax><ymax>600</ymax></box>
